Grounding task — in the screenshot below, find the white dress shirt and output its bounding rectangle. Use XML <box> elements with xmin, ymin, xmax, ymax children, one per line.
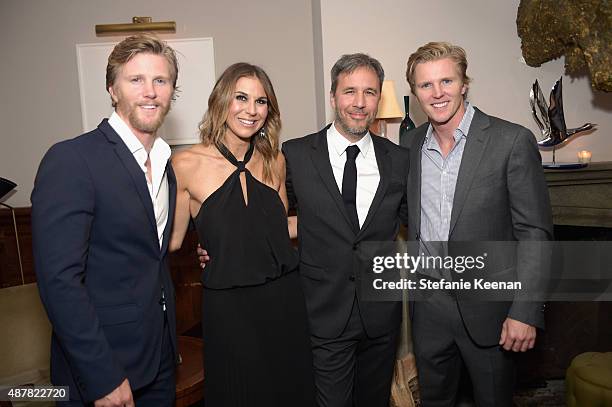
<box><xmin>327</xmin><ymin>122</ymin><xmax>380</xmax><ymax>228</ymax></box>
<box><xmin>109</xmin><ymin>112</ymin><xmax>171</xmax><ymax>248</ymax></box>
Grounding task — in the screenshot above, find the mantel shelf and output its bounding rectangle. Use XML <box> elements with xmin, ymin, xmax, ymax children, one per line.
<box><xmin>544</xmin><ymin>161</ymin><xmax>612</xmax><ymax>228</ymax></box>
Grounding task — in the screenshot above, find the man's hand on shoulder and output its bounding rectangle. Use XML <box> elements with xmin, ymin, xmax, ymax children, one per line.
<box><xmin>499</xmin><ymin>317</ymin><xmax>536</xmax><ymax>352</ymax></box>
<box><xmin>94</xmin><ymin>378</ymin><xmax>133</xmax><ymax>407</ymax></box>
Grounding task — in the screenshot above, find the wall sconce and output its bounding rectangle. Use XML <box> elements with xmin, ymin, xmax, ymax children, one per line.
<box><xmin>375</xmin><ymin>80</ymin><xmax>403</xmax><ymax>138</ymax></box>
<box><xmin>95</xmin><ymin>17</ymin><xmax>176</xmax><ymax>36</ymax></box>
<box><xmin>0</xmin><ymin>177</ymin><xmax>24</xmax><ymax>285</ymax></box>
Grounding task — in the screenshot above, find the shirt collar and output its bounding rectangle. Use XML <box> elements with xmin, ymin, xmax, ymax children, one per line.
<box><xmin>327</xmin><ymin>121</ymin><xmax>373</xmax><ymax>158</ymax></box>
<box><xmin>424</xmin><ymin>102</ymin><xmax>475</xmax><ymax>148</ymax></box>
<box><xmin>108</xmin><ymin>111</ymin><xmax>171</xmax><ymax>166</ymax></box>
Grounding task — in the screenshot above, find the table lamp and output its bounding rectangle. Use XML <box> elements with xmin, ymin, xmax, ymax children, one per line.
<box><xmin>375</xmin><ymin>80</ymin><xmax>403</xmax><ymax>138</ymax></box>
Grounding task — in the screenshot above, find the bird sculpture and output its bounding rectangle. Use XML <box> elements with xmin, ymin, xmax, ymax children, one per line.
<box><xmin>530</xmin><ymin>77</ymin><xmax>595</xmax><ymax>148</ymax></box>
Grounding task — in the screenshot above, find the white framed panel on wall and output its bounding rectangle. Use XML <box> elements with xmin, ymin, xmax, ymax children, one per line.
<box><xmin>76</xmin><ymin>37</ymin><xmax>215</xmax><ymax>145</ymax></box>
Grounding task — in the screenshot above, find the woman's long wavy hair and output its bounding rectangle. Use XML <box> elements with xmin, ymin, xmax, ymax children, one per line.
<box><xmin>199</xmin><ymin>63</ymin><xmax>281</xmax><ymax>183</ymax></box>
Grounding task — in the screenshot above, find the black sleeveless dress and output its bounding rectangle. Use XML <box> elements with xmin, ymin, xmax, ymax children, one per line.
<box><xmin>193</xmin><ymin>141</ymin><xmax>315</xmax><ymax>406</ymax></box>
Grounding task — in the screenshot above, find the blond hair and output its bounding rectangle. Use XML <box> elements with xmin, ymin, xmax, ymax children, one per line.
<box><xmin>106</xmin><ymin>33</ymin><xmax>179</xmax><ymax>107</ymax></box>
<box><xmin>406</xmin><ymin>42</ymin><xmax>471</xmax><ymax>93</ymax></box>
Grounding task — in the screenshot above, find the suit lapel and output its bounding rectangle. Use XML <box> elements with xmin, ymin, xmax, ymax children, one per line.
<box><xmin>309</xmin><ymin>126</ymin><xmax>356</xmax><ymax>233</ymax></box>
<box><xmin>160</xmin><ymin>162</ymin><xmax>176</xmax><ymax>256</ymax></box>
<box><xmin>448</xmin><ymin>108</ymin><xmax>491</xmax><ymax>237</ymax></box>
<box><xmin>358</xmin><ymin>136</ymin><xmax>390</xmax><ymax>237</ymax></box>
<box><xmin>408</xmin><ymin>128</ymin><xmax>427</xmax><ymax>239</ymax></box>
<box><xmin>99</xmin><ymin>120</ymin><xmax>157</xmax><ymax>236</ymax></box>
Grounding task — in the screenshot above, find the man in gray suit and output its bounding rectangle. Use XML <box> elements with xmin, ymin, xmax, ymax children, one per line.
<box><xmin>401</xmin><ymin>42</ymin><xmax>553</xmax><ymax>406</ymax></box>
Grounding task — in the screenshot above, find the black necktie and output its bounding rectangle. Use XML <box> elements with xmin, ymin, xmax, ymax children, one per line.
<box><xmin>342</xmin><ymin>145</ymin><xmax>360</xmax><ymax>232</ymax></box>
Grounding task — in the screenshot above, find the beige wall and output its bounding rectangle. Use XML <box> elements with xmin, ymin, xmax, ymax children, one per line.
<box><xmin>319</xmin><ymin>0</ymin><xmax>611</xmax><ymax>160</ymax></box>
<box><xmin>0</xmin><ymin>0</ymin><xmax>318</xmax><ymax>207</ymax></box>
<box><xmin>2</xmin><ymin>0</ymin><xmax>611</xmax><ymax>207</ymax></box>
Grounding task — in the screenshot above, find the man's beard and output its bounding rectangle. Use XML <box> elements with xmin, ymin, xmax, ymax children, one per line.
<box><xmin>128</xmin><ymin>103</ymin><xmax>171</xmax><ymax>134</ymax></box>
<box><xmin>334</xmin><ymin>108</ymin><xmax>373</xmax><ymax>137</ymax></box>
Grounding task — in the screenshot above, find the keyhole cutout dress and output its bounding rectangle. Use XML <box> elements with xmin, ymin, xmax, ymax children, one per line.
<box><xmin>192</xmin><ymin>141</ymin><xmax>315</xmax><ymax>406</ymax></box>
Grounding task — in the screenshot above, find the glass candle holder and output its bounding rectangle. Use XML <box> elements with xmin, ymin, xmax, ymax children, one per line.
<box><xmin>577</xmin><ymin>150</ymin><xmax>592</xmax><ymax>164</ymax></box>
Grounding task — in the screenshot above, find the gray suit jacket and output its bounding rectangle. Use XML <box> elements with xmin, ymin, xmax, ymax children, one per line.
<box><xmin>403</xmin><ymin>107</ymin><xmax>553</xmax><ymax>346</ymax></box>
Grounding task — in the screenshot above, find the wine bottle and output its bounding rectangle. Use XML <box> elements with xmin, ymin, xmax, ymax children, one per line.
<box><xmin>399</xmin><ymin>95</ymin><xmax>416</xmax><ymax>146</ymax></box>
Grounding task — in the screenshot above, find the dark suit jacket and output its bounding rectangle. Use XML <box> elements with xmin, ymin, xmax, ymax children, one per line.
<box><xmin>31</xmin><ymin>119</ymin><xmax>177</xmax><ymax>403</ymax></box>
<box><xmin>403</xmin><ymin>107</ymin><xmax>553</xmax><ymax>346</ymax></box>
<box><xmin>282</xmin><ymin>125</ymin><xmax>409</xmax><ymax>339</ymax></box>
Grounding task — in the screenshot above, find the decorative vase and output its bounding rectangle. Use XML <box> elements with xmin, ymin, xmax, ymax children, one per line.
<box><xmin>399</xmin><ymin>96</ymin><xmax>416</xmax><ymax>146</ymax></box>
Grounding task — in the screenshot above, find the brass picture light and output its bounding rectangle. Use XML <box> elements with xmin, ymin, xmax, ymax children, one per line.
<box><xmin>95</xmin><ymin>17</ymin><xmax>176</xmax><ymax>36</ymax></box>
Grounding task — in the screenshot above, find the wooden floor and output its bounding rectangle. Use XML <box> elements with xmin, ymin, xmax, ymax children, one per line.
<box><xmin>454</xmin><ymin>380</ymin><xmax>565</xmax><ymax>407</ymax></box>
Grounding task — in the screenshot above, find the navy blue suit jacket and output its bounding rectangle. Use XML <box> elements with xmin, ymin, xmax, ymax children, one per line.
<box><xmin>31</xmin><ymin>119</ymin><xmax>177</xmax><ymax>403</ymax></box>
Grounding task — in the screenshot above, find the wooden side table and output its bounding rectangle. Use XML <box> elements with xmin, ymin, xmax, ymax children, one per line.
<box><xmin>175</xmin><ymin>336</ymin><xmax>204</xmax><ymax>407</ymax></box>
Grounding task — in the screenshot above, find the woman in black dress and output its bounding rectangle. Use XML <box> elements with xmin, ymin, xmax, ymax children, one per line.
<box><xmin>170</xmin><ymin>63</ymin><xmax>314</xmax><ymax>406</ymax></box>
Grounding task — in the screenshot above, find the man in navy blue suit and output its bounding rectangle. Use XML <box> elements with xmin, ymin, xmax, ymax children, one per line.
<box><xmin>32</xmin><ymin>34</ymin><xmax>179</xmax><ymax>406</ymax></box>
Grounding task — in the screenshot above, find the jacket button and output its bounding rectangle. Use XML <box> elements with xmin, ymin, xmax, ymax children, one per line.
<box><xmin>352</xmin><ymin>244</ymin><xmax>358</xmax><ymax>250</ymax></box>
<box><xmin>349</xmin><ymin>275</ymin><xmax>355</xmax><ymax>281</ymax></box>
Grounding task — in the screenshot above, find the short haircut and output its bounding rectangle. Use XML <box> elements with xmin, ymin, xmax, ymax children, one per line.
<box><xmin>406</xmin><ymin>42</ymin><xmax>471</xmax><ymax>93</ymax></box>
<box><xmin>330</xmin><ymin>53</ymin><xmax>384</xmax><ymax>94</ymax></box>
<box><xmin>106</xmin><ymin>33</ymin><xmax>179</xmax><ymax>106</ymax></box>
